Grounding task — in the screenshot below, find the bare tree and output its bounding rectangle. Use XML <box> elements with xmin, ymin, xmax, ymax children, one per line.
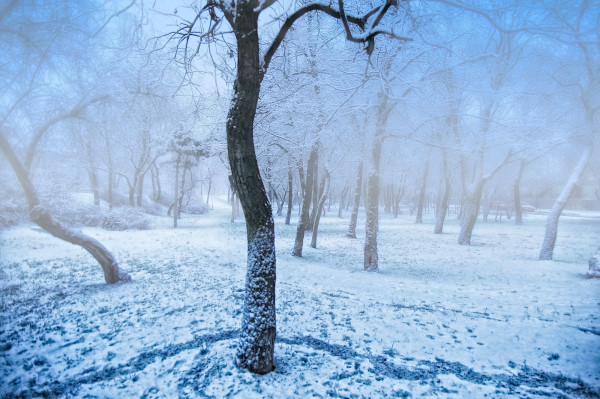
<box><xmin>172</xmin><ymin>0</ymin><xmax>404</xmax><ymax>373</ymax></box>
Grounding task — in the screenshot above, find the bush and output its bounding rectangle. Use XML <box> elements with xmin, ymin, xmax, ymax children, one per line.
<box><xmin>181</xmin><ymin>203</ymin><xmax>209</xmax><ymax>215</ymax></box>
<box><xmin>0</xmin><ymin>194</ymin><xmax>28</xmax><ymax>228</ymax></box>
<box><xmin>44</xmin><ymin>194</ymin><xmax>105</xmax><ymax>227</ymax></box>
<box><xmin>102</xmin><ymin>207</ymin><xmax>151</xmax><ymax>231</ymax></box>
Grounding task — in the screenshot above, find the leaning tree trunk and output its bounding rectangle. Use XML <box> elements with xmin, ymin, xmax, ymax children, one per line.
<box><xmin>227</xmin><ymin>14</ymin><xmax>276</xmax><ymax>375</ymax></box>
<box><xmin>458</xmin><ymin>179</ymin><xmax>484</xmax><ymax>245</ymax></box>
<box><xmin>0</xmin><ymin>132</ymin><xmax>129</xmax><ymax>284</ymax></box>
<box><xmin>346</xmin><ymin>162</ymin><xmax>363</xmax><ymax>238</ymax></box>
<box><xmin>293</xmin><ymin>143</ymin><xmax>318</xmax><ymax>257</ymax></box>
<box><xmin>434</xmin><ymin>173</ymin><xmax>451</xmax><ymax>234</ymax></box>
<box><xmin>539</xmin><ymin>144</ymin><xmax>592</xmax><ymax>260</ymax></box>
<box><xmin>514</xmin><ymin>159</ymin><xmax>525</xmax><ymax>225</ymax></box>
<box><xmin>415</xmin><ymin>159</ymin><xmax>429</xmax><ymax>224</ymax></box>
<box><xmin>311</xmin><ymin>171</ymin><xmax>330</xmax><ymax>249</ymax></box>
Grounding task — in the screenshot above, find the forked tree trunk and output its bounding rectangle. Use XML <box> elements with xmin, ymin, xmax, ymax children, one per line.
<box><xmin>415</xmin><ymin>159</ymin><xmax>429</xmax><ymax>224</ymax></box>
<box><xmin>311</xmin><ymin>171</ymin><xmax>330</xmax><ymax>248</ymax></box>
<box><xmin>293</xmin><ymin>144</ymin><xmax>318</xmax><ymax>257</ymax></box>
<box><xmin>514</xmin><ymin>159</ymin><xmax>525</xmax><ymax>225</ymax></box>
<box><xmin>539</xmin><ymin>144</ymin><xmax>592</xmax><ymax>260</ymax></box>
<box><xmin>227</xmin><ymin>11</ymin><xmax>276</xmax><ymax>374</ymax></box>
<box><xmin>347</xmin><ymin>162</ymin><xmax>363</xmax><ymax>238</ymax></box>
<box><xmin>0</xmin><ymin>133</ymin><xmax>129</xmax><ymax>284</ymax></box>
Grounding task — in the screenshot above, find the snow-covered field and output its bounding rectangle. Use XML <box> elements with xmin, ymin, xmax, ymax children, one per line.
<box><xmin>1</xmin><ymin>198</ymin><xmax>599</xmax><ymax>398</ymax></box>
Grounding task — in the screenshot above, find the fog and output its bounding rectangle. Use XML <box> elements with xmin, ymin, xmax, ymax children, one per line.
<box><xmin>1</xmin><ymin>0</ymin><xmax>599</xmax><ymax>396</ymax></box>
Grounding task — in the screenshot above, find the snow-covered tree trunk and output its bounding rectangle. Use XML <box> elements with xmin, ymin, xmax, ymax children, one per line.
<box><xmin>514</xmin><ymin>159</ymin><xmax>525</xmax><ymax>225</ymax></box>
<box><xmin>293</xmin><ymin>144</ymin><xmax>318</xmax><ymax>257</ymax></box>
<box><xmin>588</xmin><ymin>249</ymin><xmax>600</xmax><ymax>278</ymax></box>
<box><xmin>363</xmin><ymin>134</ymin><xmax>382</xmax><ymax>271</ymax></box>
<box><xmin>311</xmin><ymin>171</ymin><xmax>330</xmax><ymax>249</ymax></box>
<box><xmin>285</xmin><ymin>166</ymin><xmax>293</xmax><ymax>225</ymax></box>
<box><xmin>539</xmin><ymin>144</ymin><xmax>592</xmax><ymax>260</ymax></box>
<box><xmin>458</xmin><ymin>179</ymin><xmax>484</xmax><ymax>245</ymax></box>
<box><xmin>434</xmin><ymin>173</ymin><xmax>451</xmax><ymax>234</ymax></box>
<box><xmin>173</xmin><ymin>154</ymin><xmax>180</xmax><ymax>228</ymax></box>
<box><xmin>415</xmin><ymin>159</ymin><xmax>429</xmax><ymax>224</ymax></box>
<box><xmin>346</xmin><ymin>162</ymin><xmax>363</xmax><ymax>238</ymax></box>
<box><xmin>0</xmin><ymin>132</ymin><xmax>129</xmax><ymax>285</ymax></box>
<box><xmin>226</xmin><ymin>8</ymin><xmax>276</xmax><ymax>374</ymax></box>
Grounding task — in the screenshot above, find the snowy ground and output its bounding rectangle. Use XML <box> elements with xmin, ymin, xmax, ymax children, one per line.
<box><xmin>1</xmin><ymin>198</ymin><xmax>599</xmax><ymax>398</ymax></box>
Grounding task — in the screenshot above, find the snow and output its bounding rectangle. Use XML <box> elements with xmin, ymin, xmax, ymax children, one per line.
<box><xmin>1</xmin><ymin>198</ymin><xmax>599</xmax><ymax>397</ymax></box>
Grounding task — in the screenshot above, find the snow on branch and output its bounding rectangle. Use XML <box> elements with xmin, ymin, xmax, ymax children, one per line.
<box><xmin>262</xmin><ymin>0</ymin><xmax>410</xmax><ymax>74</ymax></box>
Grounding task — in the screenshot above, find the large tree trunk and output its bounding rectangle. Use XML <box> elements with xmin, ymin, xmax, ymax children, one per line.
<box><xmin>173</xmin><ymin>155</ymin><xmax>180</xmax><ymax>228</ymax></box>
<box><xmin>458</xmin><ymin>179</ymin><xmax>484</xmax><ymax>245</ymax></box>
<box><xmin>346</xmin><ymin>162</ymin><xmax>363</xmax><ymax>238</ymax></box>
<box><xmin>364</xmin><ymin>137</ymin><xmax>382</xmax><ymax>271</ymax></box>
<box><xmin>364</xmin><ymin>96</ymin><xmax>392</xmax><ymax>271</ymax></box>
<box><xmin>293</xmin><ymin>143</ymin><xmax>318</xmax><ymax>257</ymax></box>
<box><xmin>514</xmin><ymin>159</ymin><xmax>525</xmax><ymax>225</ymax></box>
<box><xmin>539</xmin><ymin>144</ymin><xmax>592</xmax><ymax>260</ymax></box>
<box><xmin>0</xmin><ymin>133</ymin><xmax>129</xmax><ymax>284</ymax></box>
<box><xmin>311</xmin><ymin>171</ymin><xmax>330</xmax><ymax>248</ymax></box>
<box><xmin>415</xmin><ymin>159</ymin><xmax>429</xmax><ymax>224</ymax></box>
<box><xmin>227</xmin><ymin>13</ymin><xmax>276</xmax><ymax>375</ymax></box>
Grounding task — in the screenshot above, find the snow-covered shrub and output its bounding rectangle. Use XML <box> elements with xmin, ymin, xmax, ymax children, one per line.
<box><xmin>181</xmin><ymin>203</ymin><xmax>208</xmax><ymax>215</ymax></box>
<box><xmin>43</xmin><ymin>194</ymin><xmax>105</xmax><ymax>227</ymax></box>
<box><xmin>0</xmin><ymin>193</ymin><xmax>28</xmax><ymax>228</ymax></box>
<box><xmin>102</xmin><ymin>207</ymin><xmax>151</xmax><ymax>230</ymax></box>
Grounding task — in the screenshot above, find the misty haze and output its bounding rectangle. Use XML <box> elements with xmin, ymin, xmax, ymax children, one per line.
<box><xmin>1</xmin><ymin>0</ymin><xmax>599</xmax><ymax>397</ymax></box>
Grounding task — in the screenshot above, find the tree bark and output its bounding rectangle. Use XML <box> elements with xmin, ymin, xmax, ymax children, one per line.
<box><xmin>458</xmin><ymin>179</ymin><xmax>484</xmax><ymax>245</ymax></box>
<box><xmin>226</xmin><ymin>10</ymin><xmax>276</xmax><ymax>374</ymax></box>
<box><xmin>173</xmin><ymin>155</ymin><xmax>180</xmax><ymax>228</ymax></box>
<box><xmin>434</xmin><ymin>164</ymin><xmax>451</xmax><ymax>234</ymax></box>
<box><xmin>364</xmin><ymin>95</ymin><xmax>392</xmax><ymax>271</ymax></box>
<box><xmin>307</xmin><ymin>150</ymin><xmax>319</xmax><ymax>231</ymax></box>
<box><xmin>514</xmin><ymin>159</ymin><xmax>525</xmax><ymax>225</ymax></box>
<box><xmin>136</xmin><ymin>171</ymin><xmax>145</xmax><ymax>208</ymax></box>
<box><xmin>285</xmin><ymin>165</ymin><xmax>293</xmax><ymax>225</ymax></box>
<box><xmin>338</xmin><ymin>185</ymin><xmax>349</xmax><ymax>218</ymax></box>
<box><xmin>311</xmin><ymin>171</ymin><xmax>330</xmax><ymax>248</ymax></box>
<box><xmin>539</xmin><ymin>144</ymin><xmax>592</xmax><ymax>260</ymax></box>
<box><xmin>0</xmin><ymin>132</ymin><xmax>129</xmax><ymax>284</ymax></box>
<box><xmin>293</xmin><ymin>143</ymin><xmax>318</xmax><ymax>257</ymax></box>
<box><xmin>85</xmin><ymin>141</ymin><xmax>100</xmax><ymax>206</ymax></box>
<box><xmin>346</xmin><ymin>162</ymin><xmax>363</xmax><ymax>238</ymax></box>
<box><xmin>415</xmin><ymin>159</ymin><xmax>429</xmax><ymax>223</ymax></box>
